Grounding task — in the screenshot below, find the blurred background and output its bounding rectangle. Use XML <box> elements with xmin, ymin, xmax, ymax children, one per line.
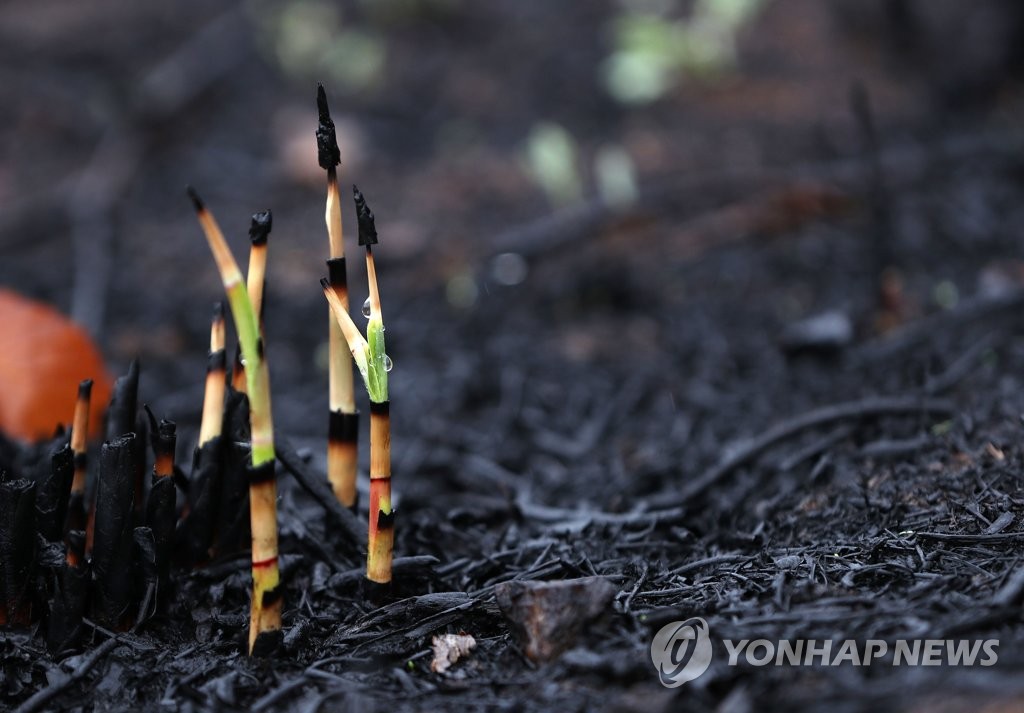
<box><xmin>2</xmin><ymin>0</ymin><xmax>1024</xmax><ymax>498</ymax></box>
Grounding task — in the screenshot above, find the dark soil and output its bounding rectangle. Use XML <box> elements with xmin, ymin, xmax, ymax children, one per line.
<box><xmin>3</xmin><ymin>1</ymin><xmax>1024</xmax><ymax>711</ymax></box>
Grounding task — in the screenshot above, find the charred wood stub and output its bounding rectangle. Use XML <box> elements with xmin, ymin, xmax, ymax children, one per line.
<box><xmin>179</xmin><ymin>435</ymin><xmax>223</xmax><ymax>566</ymax></box>
<box><xmin>132</xmin><ymin>526</ymin><xmax>158</xmax><ymax>624</ymax></box>
<box><xmin>90</xmin><ymin>434</ymin><xmax>138</xmax><ymax>629</ymax></box>
<box><xmin>36</xmin><ymin>443</ymin><xmax>74</xmax><ymax>543</ymax></box>
<box><xmin>212</xmin><ymin>388</ymin><xmax>252</xmax><ymax>557</ymax></box>
<box><xmin>0</xmin><ymin>476</ymin><xmax>38</xmax><ymax>626</ymax></box>
<box><xmin>146</xmin><ymin>473</ymin><xmax>176</xmax><ymax>588</ymax></box>
<box><xmin>46</xmin><ymin>562</ymin><xmax>87</xmax><ymax>654</ymax></box>
<box><xmin>106</xmin><ymin>359</ymin><xmax>140</xmax><ymax>441</ymax></box>
<box><xmin>215</xmin><ymin>438</ymin><xmax>252</xmax><ymax>557</ymax></box>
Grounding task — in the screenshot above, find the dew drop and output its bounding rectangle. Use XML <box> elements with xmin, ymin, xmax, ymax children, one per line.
<box><xmin>361</xmin><ymin>297</ymin><xmax>371</xmax><ymax>318</ymax></box>
<box><xmin>383</xmin><ymin>355</ymin><xmax>393</xmax><ymax>372</ymax></box>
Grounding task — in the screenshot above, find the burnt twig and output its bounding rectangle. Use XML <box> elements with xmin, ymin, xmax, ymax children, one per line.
<box><xmin>13</xmin><ymin>636</ymin><xmax>120</xmax><ymax>713</ymax></box>
<box><xmin>275</xmin><ymin>436</ymin><xmax>367</xmax><ymax>550</ymax></box>
<box><xmin>656</xmin><ymin>396</ymin><xmax>954</xmax><ymax>507</ymax></box>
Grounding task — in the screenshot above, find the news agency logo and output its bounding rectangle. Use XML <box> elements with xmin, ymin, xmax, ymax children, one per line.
<box><xmin>650</xmin><ymin>618</ymin><xmax>713</xmax><ymax>687</ymax></box>
<box><xmin>650</xmin><ymin>620</ymin><xmax>1000</xmax><ymax>688</ymax></box>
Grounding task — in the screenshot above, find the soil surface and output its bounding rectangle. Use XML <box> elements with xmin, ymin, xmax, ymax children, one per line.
<box><xmin>3</xmin><ymin>1</ymin><xmax>1024</xmax><ymax>711</ymax></box>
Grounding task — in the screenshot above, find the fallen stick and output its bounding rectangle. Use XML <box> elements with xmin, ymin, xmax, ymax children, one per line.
<box><xmin>854</xmin><ymin>287</ymin><xmax>1024</xmax><ymax>364</ymax></box>
<box><xmin>13</xmin><ymin>636</ymin><xmax>120</xmax><ymax>713</ymax></box>
<box><xmin>913</xmin><ymin>531</ymin><xmax>1024</xmax><ymax>544</ymax></box>
<box><xmin>655</xmin><ymin>396</ymin><xmax>954</xmax><ymax>507</ymax></box>
<box><xmin>274</xmin><ymin>436</ymin><xmax>367</xmax><ymax>550</ymax></box>
<box><xmin>485</xmin><ymin>129</ymin><xmax>1024</xmax><ymax>266</ymax></box>
<box><xmin>668</xmin><ymin>553</ymin><xmax>754</xmax><ymax>577</ymax></box>
<box><xmin>515</xmin><ymin>498</ymin><xmax>685</xmax><ymax>527</ymax></box>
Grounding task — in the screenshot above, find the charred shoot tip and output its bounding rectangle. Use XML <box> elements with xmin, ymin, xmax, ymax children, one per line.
<box><xmin>186</xmin><ymin>185</ymin><xmax>204</xmax><ymax>212</ymax></box>
<box><xmin>320</xmin><ymin>277</ymin><xmax>331</xmax><ymax>291</ymax></box>
<box><xmin>249</xmin><ymin>210</ymin><xmax>273</xmax><ymax>245</ymax></box>
<box><xmin>212</xmin><ymin>301</ymin><xmax>225</xmax><ymax>321</ymax></box>
<box><xmin>78</xmin><ymin>379</ymin><xmax>93</xmax><ymax>398</ymax></box>
<box><xmin>144</xmin><ymin>403</ymin><xmax>158</xmax><ymax>433</ymax></box>
<box><xmin>316</xmin><ymin>85</ymin><xmax>341</xmax><ymax>170</ymax></box>
<box><xmin>353</xmin><ymin>184</ymin><xmax>378</xmax><ymax>246</ymax></box>
<box><xmin>316</xmin><ymin>82</ymin><xmax>329</xmax><ymax>119</ymax></box>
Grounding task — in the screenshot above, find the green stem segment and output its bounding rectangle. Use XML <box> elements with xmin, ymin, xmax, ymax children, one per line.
<box><xmin>188</xmin><ymin>187</ymin><xmax>281</xmax><ymax>654</ymax></box>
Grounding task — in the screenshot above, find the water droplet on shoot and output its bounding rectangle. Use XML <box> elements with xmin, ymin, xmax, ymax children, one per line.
<box><xmin>362</xmin><ymin>297</ymin><xmax>371</xmax><ymax>318</ymax></box>
<box><xmin>383</xmin><ymin>355</ymin><xmax>393</xmax><ymax>372</ymax></box>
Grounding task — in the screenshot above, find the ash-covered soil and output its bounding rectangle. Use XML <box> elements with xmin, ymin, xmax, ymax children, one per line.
<box><xmin>3</xmin><ymin>1</ymin><xmax>1024</xmax><ymax>711</ymax></box>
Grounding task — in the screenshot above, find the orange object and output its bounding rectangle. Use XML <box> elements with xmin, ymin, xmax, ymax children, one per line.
<box><xmin>0</xmin><ymin>288</ymin><xmax>112</xmax><ymax>442</ymax></box>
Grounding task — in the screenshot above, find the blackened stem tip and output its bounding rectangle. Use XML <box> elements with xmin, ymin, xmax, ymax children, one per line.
<box><xmin>249</xmin><ymin>210</ymin><xmax>273</xmax><ymax>245</ymax></box>
<box><xmin>186</xmin><ymin>186</ymin><xmax>204</xmax><ymax>212</ymax></box>
<box><xmin>317</xmin><ymin>83</ymin><xmax>330</xmax><ymax>120</ymax></box>
<box><xmin>353</xmin><ymin>184</ymin><xmax>378</xmax><ymax>246</ymax></box>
